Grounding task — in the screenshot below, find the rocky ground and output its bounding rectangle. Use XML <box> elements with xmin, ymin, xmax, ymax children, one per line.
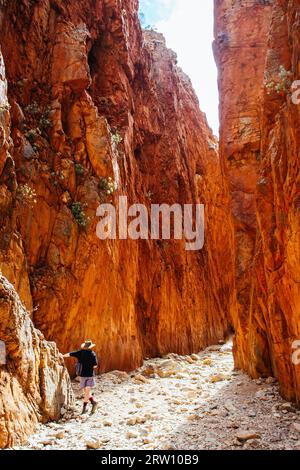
<box><xmin>17</xmin><ymin>342</ymin><xmax>300</xmax><ymax>450</ymax></box>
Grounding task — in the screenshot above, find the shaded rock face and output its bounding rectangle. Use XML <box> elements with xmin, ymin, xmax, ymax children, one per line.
<box><xmin>214</xmin><ymin>0</ymin><xmax>300</xmax><ymax>402</ymax></box>
<box><xmin>0</xmin><ymin>274</ymin><xmax>73</xmax><ymax>448</ymax></box>
<box><xmin>0</xmin><ymin>0</ymin><xmax>232</xmax><ymax>387</ymax></box>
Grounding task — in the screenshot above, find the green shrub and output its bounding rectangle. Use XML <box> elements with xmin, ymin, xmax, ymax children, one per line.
<box><xmin>74</xmin><ymin>163</ymin><xmax>85</xmax><ymax>176</ymax></box>
<box><xmin>98</xmin><ymin>177</ymin><xmax>117</xmax><ymax>203</ymax></box>
<box><xmin>71</xmin><ymin>202</ymin><xmax>88</xmax><ymax>228</ymax></box>
<box><xmin>111</xmin><ymin>132</ymin><xmax>123</xmax><ymax>148</ymax></box>
<box><xmin>99</xmin><ymin>177</ymin><xmax>116</xmax><ymax>195</ymax></box>
<box><xmin>50</xmin><ymin>170</ymin><xmax>65</xmax><ymax>186</ymax></box>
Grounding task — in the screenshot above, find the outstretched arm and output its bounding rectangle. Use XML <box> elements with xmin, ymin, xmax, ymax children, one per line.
<box><xmin>93</xmin><ymin>354</ymin><xmax>98</xmax><ymax>371</ymax></box>
<box><xmin>63</xmin><ymin>353</ymin><xmax>71</xmax><ymax>358</ymax></box>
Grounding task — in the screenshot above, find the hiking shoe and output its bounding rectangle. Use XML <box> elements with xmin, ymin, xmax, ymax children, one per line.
<box><xmin>91</xmin><ymin>401</ymin><xmax>98</xmax><ymax>414</ymax></box>
<box><xmin>82</xmin><ymin>404</ymin><xmax>88</xmax><ymax>415</ymax></box>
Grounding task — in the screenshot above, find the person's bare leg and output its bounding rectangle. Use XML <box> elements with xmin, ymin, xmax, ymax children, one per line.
<box><xmin>82</xmin><ymin>387</ymin><xmax>91</xmax><ymax>414</ymax></box>
<box><xmin>84</xmin><ymin>387</ymin><xmax>91</xmax><ymax>402</ymax></box>
<box><xmin>88</xmin><ymin>387</ymin><xmax>98</xmax><ymax>414</ymax></box>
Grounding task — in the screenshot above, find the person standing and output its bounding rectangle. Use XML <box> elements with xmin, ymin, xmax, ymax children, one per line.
<box><xmin>63</xmin><ymin>339</ymin><xmax>98</xmax><ymax>414</ymax></box>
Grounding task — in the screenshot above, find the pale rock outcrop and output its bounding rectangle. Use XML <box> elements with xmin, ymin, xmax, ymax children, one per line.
<box><xmin>0</xmin><ymin>274</ymin><xmax>73</xmax><ymax>448</ymax></box>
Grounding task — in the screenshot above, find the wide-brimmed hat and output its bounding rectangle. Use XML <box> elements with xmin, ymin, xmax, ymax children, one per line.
<box><xmin>81</xmin><ymin>339</ymin><xmax>96</xmax><ymax>349</ymax></box>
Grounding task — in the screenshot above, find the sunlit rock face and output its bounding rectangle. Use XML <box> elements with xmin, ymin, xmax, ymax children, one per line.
<box><xmin>215</xmin><ymin>0</ymin><xmax>300</xmax><ymax>403</ymax></box>
<box><xmin>0</xmin><ymin>0</ymin><xmax>232</xmax><ymax>419</ymax></box>
<box><xmin>1</xmin><ymin>0</ymin><xmax>299</xmax><ymax>450</ymax></box>
<box><xmin>0</xmin><ymin>42</ymin><xmax>73</xmax><ymax>448</ymax></box>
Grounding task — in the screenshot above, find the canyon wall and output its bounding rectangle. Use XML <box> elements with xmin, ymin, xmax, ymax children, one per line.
<box><xmin>0</xmin><ymin>0</ymin><xmax>232</xmax><ymax>399</ymax></box>
<box><xmin>0</xmin><ymin>45</ymin><xmax>73</xmax><ymax>448</ymax></box>
<box><xmin>1</xmin><ymin>0</ymin><xmax>299</xmax><ymax>450</ymax></box>
<box><xmin>215</xmin><ymin>0</ymin><xmax>300</xmax><ymax>402</ymax></box>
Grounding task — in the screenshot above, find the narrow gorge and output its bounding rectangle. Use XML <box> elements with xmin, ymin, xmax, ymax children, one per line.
<box><xmin>0</xmin><ymin>0</ymin><xmax>299</xmax><ymax>450</ymax></box>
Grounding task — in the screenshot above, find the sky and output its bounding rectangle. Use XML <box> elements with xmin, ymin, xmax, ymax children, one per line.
<box><xmin>139</xmin><ymin>0</ymin><xmax>219</xmax><ymax>135</ymax></box>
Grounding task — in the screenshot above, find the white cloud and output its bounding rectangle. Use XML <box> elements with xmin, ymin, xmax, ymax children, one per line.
<box><xmin>156</xmin><ymin>0</ymin><xmax>219</xmax><ymax>135</ymax></box>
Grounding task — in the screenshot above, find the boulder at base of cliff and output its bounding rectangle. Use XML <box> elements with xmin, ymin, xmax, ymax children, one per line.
<box><xmin>0</xmin><ymin>274</ymin><xmax>74</xmax><ymax>448</ymax></box>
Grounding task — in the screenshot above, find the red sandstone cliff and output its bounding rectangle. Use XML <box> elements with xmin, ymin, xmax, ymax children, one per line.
<box><xmin>2</xmin><ymin>0</ymin><xmax>299</xmax><ymax>449</ymax></box>
<box><xmin>0</xmin><ymin>46</ymin><xmax>73</xmax><ymax>447</ymax></box>
<box><xmin>0</xmin><ymin>0</ymin><xmax>233</xmax><ymax>445</ymax></box>
<box><xmin>0</xmin><ymin>0</ymin><xmax>233</xmax><ymax>370</ymax></box>
<box><xmin>214</xmin><ymin>0</ymin><xmax>300</xmax><ymax>403</ymax></box>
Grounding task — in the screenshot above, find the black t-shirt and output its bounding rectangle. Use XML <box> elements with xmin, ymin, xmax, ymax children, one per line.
<box><xmin>70</xmin><ymin>349</ymin><xmax>98</xmax><ymax>377</ymax></box>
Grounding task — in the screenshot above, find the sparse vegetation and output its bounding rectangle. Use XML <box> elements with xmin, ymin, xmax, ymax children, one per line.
<box><xmin>17</xmin><ymin>165</ymin><xmax>27</xmax><ymax>177</ymax></box>
<box><xmin>50</xmin><ymin>171</ymin><xmax>58</xmax><ymax>186</ymax></box>
<box><xmin>98</xmin><ymin>177</ymin><xmax>117</xmax><ymax>203</ymax></box>
<box><xmin>25</xmin><ymin>102</ymin><xmax>40</xmax><ymax>115</ymax></box>
<box><xmin>25</xmin><ymin>102</ymin><xmax>52</xmax><ymax>133</ymax></box>
<box><xmin>74</xmin><ymin>163</ymin><xmax>85</xmax><ymax>176</ymax></box>
<box><xmin>50</xmin><ymin>170</ymin><xmax>65</xmax><ymax>187</ymax></box>
<box><xmin>265</xmin><ymin>65</ymin><xmax>292</xmax><ymax>96</ymax></box>
<box><xmin>99</xmin><ymin>177</ymin><xmax>117</xmax><ymax>195</ymax></box>
<box><xmin>25</xmin><ymin>128</ymin><xmax>41</xmax><ymax>144</ymax></box>
<box><xmin>111</xmin><ymin>131</ymin><xmax>123</xmax><ymax>149</ymax></box>
<box><xmin>98</xmin><ymin>96</ymin><xmax>112</xmax><ymax>108</ymax></box>
<box><xmin>17</xmin><ymin>184</ymin><xmax>37</xmax><ymax>206</ymax></box>
<box><xmin>144</xmin><ymin>25</ymin><xmax>158</xmax><ymax>31</ymax></box>
<box><xmin>138</xmin><ymin>10</ymin><xmax>158</xmax><ymax>31</ymax></box>
<box><xmin>71</xmin><ymin>202</ymin><xmax>88</xmax><ymax>228</ymax></box>
<box><xmin>39</xmin><ymin>107</ymin><xmax>52</xmax><ymax>131</ymax></box>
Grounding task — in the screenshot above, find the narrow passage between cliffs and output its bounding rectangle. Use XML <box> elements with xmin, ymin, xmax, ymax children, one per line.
<box><xmin>18</xmin><ymin>342</ymin><xmax>300</xmax><ymax>450</ymax></box>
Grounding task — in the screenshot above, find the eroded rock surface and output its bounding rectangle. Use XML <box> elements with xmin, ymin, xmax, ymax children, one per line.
<box><xmin>0</xmin><ymin>0</ymin><xmax>233</xmax><ymax>447</ymax></box>
<box><xmin>214</xmin><ymin>0</ymin><xmax>300</xmax><ymax>402</ymax></box>
<box><xmin>0</xmin><ymin>274</ymin><xmax>73</xmax><ymax>448</ymax></box>
<box><xmin>0</xmin><ymin>0</ymin><xmax>232</xmax><ymax>376</ymax></box>
<box><xmin>1</xmin><ymin>0</ymin><xmax>299</xmax><ymax>451</ymax></box>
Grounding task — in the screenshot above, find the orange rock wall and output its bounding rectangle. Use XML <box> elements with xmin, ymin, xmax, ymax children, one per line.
<box><xmin>215</xmin><ymin>0</ymin><xmax>300</xmax><ymax>402</ymax></box>
<box><xmin>1</xmin><ymin>0</ymin><xmax>299</xmax><ymax>449</ymax></box>
<box><xmin>0</xmin><ymin>0</ymin><xmax>233</xmax><ymax>379</ymax></box>
<box><xmin>0</xmin><ymin>44</ymin><xmax>73</xmax><ymax>448</ymax></box>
